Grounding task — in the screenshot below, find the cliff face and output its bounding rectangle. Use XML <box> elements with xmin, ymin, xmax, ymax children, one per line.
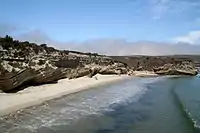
<box><xmin>0</xmin><ymin>36</ymin><xmax>128</xmax><ymax>92</ymax></box>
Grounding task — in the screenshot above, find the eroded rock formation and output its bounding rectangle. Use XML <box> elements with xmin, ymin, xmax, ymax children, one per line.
<box><xmin>0</xmin><ymin>36</ymin><xmax>130</xmax><ymax>92</ymax></box>
<box><xmin>111</xmin><ymin>56</ymin><xmax>198</xmax><ymax>76</ymax></box>
<box><xmin>0</xmin><ymin>36</ymin><xmax>198</xmax><ymax>92</ymax></box>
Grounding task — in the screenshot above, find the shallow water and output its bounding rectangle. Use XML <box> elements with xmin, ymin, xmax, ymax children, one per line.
<box><xmin>0</xmin><ymin>76</ymin><xmax>200</xmax><ymax>133</ymax></box>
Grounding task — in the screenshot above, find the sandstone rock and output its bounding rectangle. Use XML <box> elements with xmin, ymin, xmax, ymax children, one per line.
<box><xmin>153</xmin><ymin>63</ymin><xmax>198</xmax><ymax>76</ymax></box>
<box><xmin>99</xmin><ymin>67</ymin><xmax>120</xmax><ymax>75</ymax></box>
<box><xmin>68</xmin><ymin>68</ymin><xmax>91</xmax><ymax>79</ymax></box>
<box><xmin>0</xmin><ymin>69</ymin><xmax>36</xmax><ymax>92</ymax></box>
<box><xmin>154</xmin><ymin>69</ymin><xmax>197</xmax><ymax>76</ymax></box>
<box><xmin>32</xmin><ymin>68</ymin><xmax>67</xmax><ymax>84</ymax></box>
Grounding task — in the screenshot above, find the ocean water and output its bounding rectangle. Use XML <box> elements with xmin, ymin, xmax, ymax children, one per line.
<box><xmin>0</xmin><ymin>76</ymin><xmax>200</xmax><ymax>133</ymax></box>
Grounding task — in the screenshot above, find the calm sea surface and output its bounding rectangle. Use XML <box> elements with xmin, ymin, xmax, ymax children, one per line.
<box><xmin>0</xmin><ymin>76</ymin><xmax>200</xmax><ymax>133</ymax></box>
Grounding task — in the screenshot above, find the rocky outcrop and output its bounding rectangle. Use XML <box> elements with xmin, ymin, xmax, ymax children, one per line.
<box><xmin>111</xmin><ymin>56</ymin><xmax>198</xmax><ymax>76</ymax></box>
<box><xmin>154</xmin><ymin>69</ymin><xmax>197</xmax><ymax>76</ymax></box>
<box><xmin>68</xmin><ymin>68</ymin><xmax>91</xmax><ymax>79</ymax></box>
<box><xmin>0</xmin><ymin>36</ymin><xmax>198</xmax><ymax>92</ymax></box>
<box><xmin>98</xmin><ymin>63</ymin><xmax>128</xmax><ymax>75</ymax></box>
<box><xmin>0</xmin><ymin>57</ymin><xmax>69</xmax><ymax>91</ymax></box>
<box><xmin>153</xmin><ymin>63</ymin><xmax>198</xmax><ymax>76</ymax></box>
<box><xmin>0</xmin><ymin>36</ymin><xmax>129</xmax><ymax>92</ymax></box>
<box><xmin>0</xmin><ymin>69</ymin><xmax>35</xmax><ymax>92</ymax></box>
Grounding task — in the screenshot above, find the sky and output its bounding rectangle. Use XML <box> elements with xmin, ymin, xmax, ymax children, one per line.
<box><xmin>1</xmin><ymin>0</ymin><xmax>200</xmax><ymax>55</ymax></box>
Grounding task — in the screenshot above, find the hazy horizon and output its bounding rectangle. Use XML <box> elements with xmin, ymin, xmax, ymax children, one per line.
<box><xmin>1</xmin><ymin>0</ymin><xmax>200</xmax><ymax>55</ymax></box>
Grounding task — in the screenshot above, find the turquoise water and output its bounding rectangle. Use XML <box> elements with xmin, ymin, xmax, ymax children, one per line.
<box><xmin>0</xmin><ymin>76</ymin><xmax>200</xmax><ymax>133</ymax></box>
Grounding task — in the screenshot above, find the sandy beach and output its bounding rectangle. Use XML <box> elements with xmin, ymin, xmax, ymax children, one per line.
<box><xmin>132</xmin><ymin>71</ymin><xmax>158</xmax><ymax>77</ymax></box>
<box><xmin>0</xmin><ymin>74</ymin><xmax>129</xmax><ymax>117</ymax></box>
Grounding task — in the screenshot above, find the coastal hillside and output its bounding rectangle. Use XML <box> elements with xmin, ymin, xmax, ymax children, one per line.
<box><xmin>0</xmin><ymin>36</ymin><xmax>198</xmax><ymax>92</ymax></box>
<box><xmin>111</xmin><ymin>55</ymin><xmax>199</xmax><ymax>75</ymax></box>
<box><xmin>0</xmin><ymin>36</ymin><xmax>129</xmax><ymax>92</ymax></box>
<box><xmin>111</xmin><ymin>55</ymin><xmax>200</xmax><ymax>70</ymax></box>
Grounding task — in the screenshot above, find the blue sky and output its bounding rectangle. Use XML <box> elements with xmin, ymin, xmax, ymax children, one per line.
<box><xmin>1</xmin><ymin>0</ymin><xmax>200</xmax><ymax>42</ymax></box>
<box><xmin>1</xmin><ymin>0</ymin><xmax>200</xmax><ymax>55</ymax></box>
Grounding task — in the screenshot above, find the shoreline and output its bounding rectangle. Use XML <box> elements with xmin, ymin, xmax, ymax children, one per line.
<box><xmin>131</xmin><ymin>71</ymin><xmax>158</xmax><ymax>77</ymax></box>
<box><xmin>0</xmin><ymin>74</ymin><xmax>130</xmax><ymax>117</ymax></box>
<box><xmin>0</xmin><ymin>71</ymin><xmax>195</xmax><ymax>117</ymax></box>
